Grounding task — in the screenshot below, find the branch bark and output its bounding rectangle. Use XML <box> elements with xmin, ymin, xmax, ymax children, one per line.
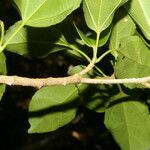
<box><xmin>0</xmin><ymin>75</ymin><xmax>150</xmax><ymax>89</ymax></box>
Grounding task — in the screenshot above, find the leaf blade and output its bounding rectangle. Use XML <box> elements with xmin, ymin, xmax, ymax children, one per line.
<box><xmin>125</xmin><ymin>0</ymin><xmax>150</xmax><ymax>40</ymax></box>
<box><xmin>28</xmin><ymin>84</ymin><xmax>79</xmax><ymax>133</ymax></box>
<box><xmin>104</xmin><ymin>93</ymin><xmax>150</xmax><ymax>150</ymax></box>
<box><xmin>13</xmin><ymin>0</ymin><xmax>82</xmax><ymax>27</ymax></box>
<box><xmin>83</xmin><ymin>0</ymin><xmax>128</xmax><ymax>33</ymax></box>
<box><xmin>115</xmin><ymin>36</ymin><xmax>150</xmax><ymax>88</ymax></box>
<box><xmin>0</xmin><ymin>52</ymin><xmax>6</xmax><ymax>101</ymax></box>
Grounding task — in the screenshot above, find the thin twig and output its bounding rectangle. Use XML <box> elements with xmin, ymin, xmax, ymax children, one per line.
<box><xmin>0</xmin><ymin>75</ymin><xmax>150</xmax><ymax>89</ymax></box>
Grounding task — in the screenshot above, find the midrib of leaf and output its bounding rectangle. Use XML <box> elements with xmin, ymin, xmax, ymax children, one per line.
<box><xmin>97</xmin><ymin>0</ymin><xmax>102</xmax><ymax>34</ymax></box>
<box><xmin>63</xmin><ymin>86</ymin><xmax>78</xmax><ymax>104</ymax></box>
<box><xmin>23</xmin><ymin>0</ymin><xmax>46</xmax><ymax>23</ymax></box>
<box><xmin>138</xmin><ymin>0</ymin><xmax>150</xmax><ymax>27</ymax></box>
<box><xmin>27</xmin><ymin>6</ymin><xmax>75</xmax><ymax>23</ymax></box>
<box><xmin>1</xmin><ymin>0</ymin><xmax>47</xmax><ymax>52</ymax></box>
<box><xmin>1</xmin><ymin>23</ymin><xmax>24</xmax><ymax>52</ymax></box>
<box><xmin>84</xmin><ymin>0</ymin><xmax>97</xmax><ymax>31</ymax></box>
<box><xmin>29</xmin><ymin>85</ymin><xmax>78</xmax><ymax>132</ymax></box>
<box><xmin>100</xmin><ymin>0</ymin><xmax>122</xmax><ymax>32</ymax></box>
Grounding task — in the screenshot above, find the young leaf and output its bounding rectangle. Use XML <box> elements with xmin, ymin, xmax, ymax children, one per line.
<box><xmin>115</xmin><ymin>36</ymin><xmax>150</xmax><ymax>88</ymax></box>
<box><xmin>75</xmin><ymin>26</ymin><xmax>95</xmax><ymax>47</ymax></box>
<box><xmin>105</xmin><ymin>93</ymin><xmax>150</xmax><ymax>150</ymax></box>
<box><xmin>13</xmin><ymin>0</ymin><xmax>82</xmax><ymax>27</ymax></box>
<box><xmin>0</xmin><ymin>52</ymin><xmax>6</xmax><ymax>101</ymax></box>
<box><xmin>28</xmin><ymin>85</ymin><xmax>79</xmax><ymax>133</ymax></box>
<box><xmin>76</xmin><ymin>26</ymin><xmax>111</xmax><ymax>48</ymax></box>
<box><xmin>125</xmin><ymin>0</ymin><xmax>150</xmax><ymax>40</ymax></box>
<box><xmin>4</xmin><ymin>21</ymin><xmax>69</xmax><ymax>57</ymax></box>
<box><xmin>83</xmin><ymin>0</ymin><xmax>128</xmax><ymax>34</ymax></box>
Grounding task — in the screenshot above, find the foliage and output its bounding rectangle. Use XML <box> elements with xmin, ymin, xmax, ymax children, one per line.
<box><xmin>0</xmin><ymin>0</ymin><xmax>150</xmax><ymax>149</ymax></box>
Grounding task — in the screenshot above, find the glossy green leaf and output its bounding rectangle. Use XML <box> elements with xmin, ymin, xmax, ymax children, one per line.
<box><xmin>109</xmin><ymin>12</ymin><xmax>136</xmax><ymax>58</ymax></box>
<box><xmin>125</xmin><ymin>0</ymin><xmax>150</xmax><ymax>40</ymax></box>
<box><xmin>13</xmin><ymin>0</ymin><xmax>81</xmax><ymax>27</ymax></box>
<box><xmin>115</xmin><ymin>36</ymin><xmax>150</xmax><ymax>88</ymax></box>
<box><xmin>4</xmin><ymin>21</ymin><xmax>69</xmax><ymax>57</ymax></box>
<box><xmin>28</xmin><ymin>84</ymin><xmax>79</xmax><ymax>133</ymax></box>
<box><xmin>83</xmin><ymin>0</ymin><xmax>128</xmax><ymax>33</ymax></box>
<box><xmin>105</xmin><ymin>93</ymin><xmax>150</xmax><ymax>150</ymax></box>
<box><xmin>0</xmin><ymin>52</ymin><xmax>6</xmax><ymax>101</ymax></box>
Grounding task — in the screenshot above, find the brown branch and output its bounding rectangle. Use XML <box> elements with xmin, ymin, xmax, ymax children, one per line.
<box><xmin>0</xmin><ymin>75</ymin><xmax>150</xmax><ymax>89</ymax></box>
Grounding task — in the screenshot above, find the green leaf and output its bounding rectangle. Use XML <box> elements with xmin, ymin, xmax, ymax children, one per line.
<box><xmin>4</xmin><ymin>21</ymin><xmax>69</xmax><ymax>57</ymax></box>
<box><xmin>125</xmin><ymin>0</ymin><xmax>150</xmax><ymax>40</ymax></box>
<box><xmin>76</xmin><ymin>26</ymin><xmax>111</xmax><ymax>47</ymax></box>
<box><xmin>0</xmin><ymin>52</ymin><xmax>6</xmax><ymax>101</ymax></box>
<box><xmin>75</xmin><ymin>26</ymin><xmax>95</xmax><ymax>47</ymax></box>
<box><xmin>83</xmin><ymin>84</ymin><xmax>119</xmax><ymax>113</ymax></box>
<box><xmin>115</xmin><ymin>36</ymin><xmax>150</xmax><ymax>88</ymax></box>
<box><xmin>13</xmin><ymin>0</ymin><xmax>82</xmax><ymax>27</ymax></box>
<box><xmin>83</xmin><ymin>0</ymin><xmax>128</xmax><ymax>33</ymax></box>
<box><xmin>109</xmin><ymin>11</ymin><xmax>136</xmax><ymax>58</ymax></box>
<box><xmin>98</xmin><ymin>27</ymin><xmax>112</xmax><ymax>47</ymax></box>
<box><xmin>0</xmin><ymin>20</ymin><xmax>4</xmax><ymax>46</ymax></box>
<box><xmin>104</xmin><ymin>93</ymin><xmax>150</xmax><ymax>150</ymax></box>
<box><xmin>28</xmin><ymin>84</ymin><xmax>79</xmax><ymax>133</ymax></box>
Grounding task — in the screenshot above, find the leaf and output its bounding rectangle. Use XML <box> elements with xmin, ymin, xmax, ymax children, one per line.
<box><xmin>98</xmin><ymin>27</ymin><xmax>112</xmax><ymax>47</ymax></box>
<box><xmin>28</xmin><ymin>84</ymin><xmax>79</xmax><ymax>133</ymax></box>
<box><xmin>115</xmin><ymin>36</ymin><xmax>150</xmax><ymax>88</ymax></box>
<box><xmin>0</xmin><ymin>52</ymin><xmax>6</xmax><ymax>101</ymax></box>
<box><xmin>104</xmin><ymin>93</ymin><xmax>150</xmax><ymax>150</ymax></box>
<box><xmin>83</xmin><ymin>84</ymin><xmax>119</xmax><ymax>113</ymax></box>
<box><xmin>125</xmin><ymin>0</ymin><xmax>150</xmax><ymax>40</ymax></box>
<box><xmin>4</xmin><ymin>21</ymin><xmax>69</xmax><ymax>57</ymax></box>
<box><xmin>13</xmin><ymin>0</ymin><xmax>82</xmax><ymax>27</ymax></box>
<box><xmin>76</xmin><ymin>26</ymin><xmax>111</xmax><ymax>47</ymax></box>
<box><xmin>75</xmin><ymin>26</ymin><xmax>95</xmax><ymax>47</ymax></box>
<box><xmin>109</xmin><ymin>10</ymin><xmax>136</xmax><ymax>58</ymax></box>
<box><xmin>0</xmin><ymin>20</ymin><xmax>4</xmax><ymax>46</ymax></box>
<box><xmin>68</xmin><ymin>66</ymin><xmax>119</xmax><ymax>113</ymax></box>
<box><xmin>83</xmin><ymin>0</ymin><xmax>128</xmax><ymax>34</ymax></box>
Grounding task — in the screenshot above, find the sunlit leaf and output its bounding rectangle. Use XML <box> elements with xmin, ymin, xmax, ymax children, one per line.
<box><xmin>125</xmin><ymin>0</ymin><xmax>150</xmax><ymax>40</ymax></box>
<box><xmin>83</xmin><ymin>0</ymin><xmax>128</xmax><ymax>34</ymax></box>
<box><xmin>28</xmin><ymin>84</ymin><xmax>79</xmax><ymax>133</ymax></box>
<box><xmin>13</xmin><ymin>0</ymin><xmax>82</xmax><ymax>27</ymax></box>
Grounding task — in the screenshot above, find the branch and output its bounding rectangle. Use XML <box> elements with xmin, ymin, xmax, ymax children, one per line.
<box><xmin>0</xmin><ymin>75</ymin><xmax>150</xmax><ymax>89</ymax></box>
